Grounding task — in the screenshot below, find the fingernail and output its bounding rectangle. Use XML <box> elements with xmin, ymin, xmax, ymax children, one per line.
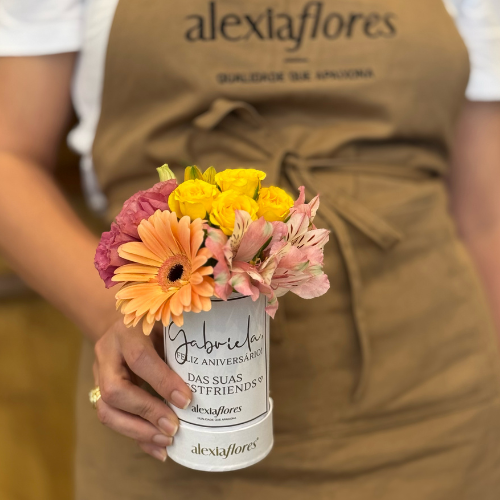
<box><xmin>171</xmin><ymin>390</ymin><xmax>191</xmax><ymax>409</ymax></box>
<box><xmin>152</xmin><ymin>447</ymin><xmax>167</xmax><ymax>462</ymax></box>
<box><xmin>152</xmin><ymin>434</ymin><xmax>173</xmax><ymax>447</ymax></box>
<box><xmin>158</xmin><ymin>417</ymin><xmax>178</xmax><ymax>436</ymax></box>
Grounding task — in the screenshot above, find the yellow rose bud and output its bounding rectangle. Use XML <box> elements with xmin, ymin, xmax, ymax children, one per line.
<box><xmin>209</xmin><ymin>190</ymin><xmax>259</xmax><ymax>236</ymax></box>
<box><xmin>184</xmin><ymin>165</ymin><xmax>203</xmax><ymax>182</ymax></box>
<box><xmin>156</xmin><ymin>164</ymin><xmax>176</xmax><ymax>182</ymax></box>
<box><xmin>257</xmin><ymin>186</ymin><xmax>295</xmax><ymax>222</ymax></box>
<box><xmin>215</xmin><ymin>168</ymin><xmax>266</xmax><ymax>199</ymax></box>
<box><xmin>168</xmin><ymin>179</ymin><xmax>218</xmax><ymax>220</ymax></box>
<box><xmin>203</xmin><ymin>166</ymin><xmax>217</xmax><ymax>185</ymax></box>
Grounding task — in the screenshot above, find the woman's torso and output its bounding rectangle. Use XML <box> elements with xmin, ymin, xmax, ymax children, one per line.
<box><xmin>75</xmin><ymin>2</ymin><xmax>500</xmax><ymax>498</ymax></box>
<box><xmin>72</xmin><ymin>0</ymin><xmax>466</xmax><ymax>212</ymax></box>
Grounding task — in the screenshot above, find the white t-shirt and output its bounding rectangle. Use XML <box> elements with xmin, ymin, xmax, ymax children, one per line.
<box><xmin>1</xmin><ymin>0</ymin><xmax>500</xmax><ymax>210</ymax></box>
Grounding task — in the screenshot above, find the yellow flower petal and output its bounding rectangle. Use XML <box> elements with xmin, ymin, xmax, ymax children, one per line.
<box><xmin>193</xmin><ymin>279</ymin><xmax>214</xmax><ymax>297</ymax></box>
<box><xmin>116</xmin><ymin>283</ymin><xmax>162</xmax><ymax>300</ymax></box>
<box><xmin>198</xmin><ymin>266</ymin><xmax>214</xmax><ymax>276</ymax></box>
<box><xmin>118</xmin><ymin>242</ymin><xmax>164</xmax><ymax>264</ymax></box>
<box><xmin>114</xmin><ymin>264</ymin><xmax>158</xmax><ymax>274</ymax></box>
<box><xmin>170</xmin><ymin>292</ymin><xmax>183</xmax><ymax>316</ymax></box>
<box><xmin>111</xmin><ymin>274</ymin><xmax>156</xmax><ymax>282</ymax></box>
<box><xmin>190</xmin><ymin>272</ymin><xmax>203</xmax><ymax>285</ymax></box>
<box><xmin>172</xmin><ymin>313</ymin><xmax>184</xmax><ymax>327</ymax></box>
<box><xmin>143</xmin><ymin>317</ymin><xmax>155</xmax><ymax>335</ymax></box>
<box><xmin>161</xmin><ymin>302</ymin><xmax>171</xmax><ymax>325</ymax></box>
<box><xmin>178</xmin><ymin>216</ymin><xmax>191</xmax><ymax>257</ymax></box>
<box><xmin>191</xmin><ymin>254</ymin><xmax>208</xmax><ymax>272</ymax></box>
<box><xmin>138</xmin><ymin>220</ymin><xmax>168</xmax><ymax>260</ymax></box>
<box><xmin>200</xmin><ymin>296</ymin><xmax>212</xmax><ymax>311</ymax></box>
<box><xmin>178</xmin><ymin>283</ymin><xmax>192</xmax><ymax>307</ymax></box>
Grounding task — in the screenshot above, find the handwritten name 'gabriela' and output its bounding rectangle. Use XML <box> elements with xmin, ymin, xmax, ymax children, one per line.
<box><xmin>168</xmin><ymin>316</ymin><xmax>263</xmax><ymax>365</ymax></box>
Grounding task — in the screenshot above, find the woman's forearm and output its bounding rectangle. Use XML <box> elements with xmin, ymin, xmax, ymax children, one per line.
<box><xmin>0</xmin><ymin>54</ymin><xmax>119</xmax><ymax>341</ymax></box>
<box><xmin>0</xmin><ymin>151</ymin><xmax>118</xmax><ymax>341</ymax></box>
<box><xmin>449</xmin><ymin>101</ymin><xmax>500</xmax><ymax>336</ymax></box>
<box><xmin>460</xmin><ymin>229</ymin><xmax>500</xmax><ymax>334</ymax></box>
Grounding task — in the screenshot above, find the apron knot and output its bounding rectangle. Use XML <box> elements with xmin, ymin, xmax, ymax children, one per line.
<box><xmin>192</xmin><ymin>100</ymin><xmax>407</xmax><ymax>401</ymax></box>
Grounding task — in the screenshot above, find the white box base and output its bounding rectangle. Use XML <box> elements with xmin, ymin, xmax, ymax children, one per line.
<box><xmin>167</xmin><ymin>399</ymin><xmax>274</xmax><ymax>472</ymax></box>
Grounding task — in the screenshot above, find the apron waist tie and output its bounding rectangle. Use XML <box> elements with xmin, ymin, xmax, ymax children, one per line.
<box><xmin>282</xmin><ymin>154</ymin><xmax>408</xmax><ymax>401</ymax></box>
<box><xmin>192</xmin><ymin>98</ymin><xmax>435</xmax><ymax>400</ymax></box>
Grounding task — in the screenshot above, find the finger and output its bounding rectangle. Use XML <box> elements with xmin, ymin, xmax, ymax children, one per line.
<box><xmin>98</xmin><ymin>366</ymin><xmax>179</xmax><ymax>436</ymax></box>
<box><xmin>137</xmin><ymin>441</ymin><xmax>168</xmax><ymax>462</ymax></box>
<box><xmin>150</xmin><ymin>323</ymin><xmax>164</xmax><ymax>357</ymax></box>
<box><xmin>95</xmin><ymin>397</ymin><xmax>173</xmax><ymax>447</ymax></box>
<box><xmin>95</xmin><ymin>327</ymin><xmax>180</xmax><ymax>435</ymax></box>
<box><xmin>93</xmin><ymin>361</ymin><xmax>99</xmax><ymax>386</ymax></box>
<box><xmin>119</xmin><ymin>330</ymin><xmax>192</xmax><ymax>409</ymax></box>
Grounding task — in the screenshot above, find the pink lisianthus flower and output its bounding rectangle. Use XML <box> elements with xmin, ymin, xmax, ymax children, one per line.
<box><xmin>115</xmin><ymin>180</ymin><xmax>178</xmax><ymax>239</ymax></box>
<box><xmin>94</xmin><ymin>223</ymin><xmax>137</xmax><ymax>288</ymax></box>
<box><xmin>205</xmin><ymin>187</ymin><xmax>330</xmax><ymax>317</ymax></box>
<box><xmin>94</xmin><ymin>179</ymin><xmax>178</xmax><ymax>287</ymax></box>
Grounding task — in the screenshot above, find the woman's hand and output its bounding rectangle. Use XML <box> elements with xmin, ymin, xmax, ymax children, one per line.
<box><xmin>93</xmin><ymin>319</ymin><xmax>192</xmax><ymax>462</ymax></box>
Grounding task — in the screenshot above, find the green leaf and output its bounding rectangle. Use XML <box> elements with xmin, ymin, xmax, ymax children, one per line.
<box><xmin>203</xmin><ymin>166</ymin><xmax>217</xmax><ymax>185</ymax></box>
<box><xmin>184</xmin><ymin>165</ymin><xmax>203</xmax><ymax>182</ymax></box>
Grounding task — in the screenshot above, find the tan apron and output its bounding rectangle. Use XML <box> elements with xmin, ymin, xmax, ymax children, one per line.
<box><xmin>76</xmin><ymin>1</ymin><xmax>500</xmax><ymax>498</ymax></box>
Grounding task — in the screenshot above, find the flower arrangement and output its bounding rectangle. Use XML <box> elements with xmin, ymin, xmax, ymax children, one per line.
<box><xmin>95</xmin><ymin>164</ymin><xmax>330</xmax><ymax>334</ymax></box>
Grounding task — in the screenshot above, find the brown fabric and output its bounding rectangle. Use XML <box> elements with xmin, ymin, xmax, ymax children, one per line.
<box><xmin>93</xmin><ymin>0</ymin><xmax>469</xmax><ymax>217</ymax></box>
<box><xmin>79</xmin><ymin>0</ymin><xmax>500</xmax><ymax>498</ymax></box>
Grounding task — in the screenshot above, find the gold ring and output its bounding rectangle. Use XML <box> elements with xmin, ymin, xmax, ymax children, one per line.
<box><xmin>89</xmin><ymin>386</ymin><xmax>101</xmax><ymax>409</ymax></box>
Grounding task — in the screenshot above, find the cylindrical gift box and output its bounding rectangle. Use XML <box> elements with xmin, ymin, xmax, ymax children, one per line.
<box><xmin>164</xmin><ymin>293</ymin><xmax>273</xmax><ymax>472</ymax></box>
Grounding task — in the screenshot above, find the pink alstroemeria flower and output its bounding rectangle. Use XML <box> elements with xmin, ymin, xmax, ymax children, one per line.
<box><xmin>205</xmin><ymin>210</ymin><xmax>273</xmax><ymax>301</ymax></box>
<box><xmin>206</xmin><ymin>187</ymin><xmax>330</xmax><ymax>317</ymax></box>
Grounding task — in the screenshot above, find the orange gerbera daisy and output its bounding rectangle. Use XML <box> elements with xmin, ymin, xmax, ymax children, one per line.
<box><xmin>112</xmin><ymin>210</ymin><xmax>214</xmax><ymax>335</ymax></box>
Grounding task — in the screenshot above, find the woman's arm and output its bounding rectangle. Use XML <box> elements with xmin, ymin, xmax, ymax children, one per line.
<box><xmin>0</xmin><ymin>55</ymin><xmax>191</xmax><ymax>461</ymax></box>
<box><xmin>449</xmin><ymin>100</ymin><xmax>500</xmax><ymax>335</ymax></box>
<box><xmin>0</xmin><ymin>54</ymin><xmax>118</xmax><ymax>340</ymax></box>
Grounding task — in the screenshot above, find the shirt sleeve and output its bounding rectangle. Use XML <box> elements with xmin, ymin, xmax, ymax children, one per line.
<box><xmin>0</xmin><ymin>0</ymin><xmax>83</xmax><ymax>56</ymax></box>
<box><xmin>449</xmin><ymin>0</ymin><xmax>500</xmax><ymax>101</ymax></box>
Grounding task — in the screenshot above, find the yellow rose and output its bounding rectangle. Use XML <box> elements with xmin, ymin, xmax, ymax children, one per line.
<box><xmin>215</xmin><ymin>168</ymin><xmax>266</xmax><ymax>199</ymax></box>
<box><xmin>168</xmin><ymin>179</ymin><xmax>218</xmax><ymax>220</ymax></box>
<box><xmin>257</xmin><ymin>186</ymin><xmax>295</xmax><ymax>222</ymax></box>
<box><xmin>209</xmin><ymin>190</ymin><xmax>259</xmax><ymax>235</ymax></box>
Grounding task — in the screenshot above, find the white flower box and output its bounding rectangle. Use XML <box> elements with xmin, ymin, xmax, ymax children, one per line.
<box><xmin>164</xmin><ymin>294</ymin><xmax>273</xmax><ymax>471</ymax></box>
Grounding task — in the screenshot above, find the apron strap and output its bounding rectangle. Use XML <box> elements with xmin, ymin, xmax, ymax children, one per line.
<box><xmin>193</xmin><ymin>99</ymin><xmax>411</xmax><ymax>400</ymax></box>
<box><xmin>283</xmin><ymin>155</ymin><xmax>404</xmax><ymax>250</ymax></box>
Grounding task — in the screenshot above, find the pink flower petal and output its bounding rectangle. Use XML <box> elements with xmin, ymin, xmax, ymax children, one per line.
<box><xmin>277</xmin><ymin>246</ymin><xmax>308</xmax><ymax>271</ymax></box>
<box><xmin>294</xmin><ymin>228</ymin><xmax>329</xmax><ymax>250</ymax></box>
<box><xmin>235</xmin><ymin>217</ymin><xmax>273</xmax><ymax>262</ymax></box>
<box><xmin>292</xmin><ymin>273</ymin><xmax>330</xmax><ymax>299</ymax></box>
<box><xmin>286</xmin><ymin>213</ymin><xmax>310</xmax><ymax>243</ymax></box>
<box><xmin>205</xmin><ymin>227</ymin><xmax>228</xmax><ymax>263</ymax></box>
<box><xmin>268</xmin><ymin>221</ymin><xmax>288</xmax><ymax>248</ymax></box>
<box><xmin>230</xmin><ymin>272</ymin><xmax>260</xmax><ymax>301</ymax></box>
<box><xmin>94</xmin><ymin>223</ymin><xmax>138</xmax><ymax>288</ymax></box>
<box><xmin>293</xmin><ymin>186</ymin><xmax>306</xmax><ymax>208</ymax></box>
<box><xmin>226</xmin><ymin>210</ymin><xmax>253</xmax><ymax>263</ymax></box>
